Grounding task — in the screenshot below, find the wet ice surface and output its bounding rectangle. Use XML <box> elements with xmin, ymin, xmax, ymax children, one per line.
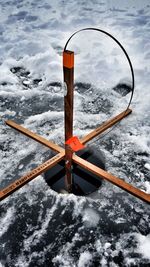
<box><xmin>0</xmin><ymin>0</ymin><xmax>150</xmax><ymax>266</ymax></box>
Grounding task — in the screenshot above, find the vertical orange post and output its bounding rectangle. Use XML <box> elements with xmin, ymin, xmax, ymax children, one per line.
<box><xmin>63</xmin><ymin>50</ymin><xmax>74</xmax><ymax>192</ymax></box>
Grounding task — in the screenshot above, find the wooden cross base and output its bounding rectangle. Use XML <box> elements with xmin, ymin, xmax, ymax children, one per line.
<box><xmin>0</xmin><ymin>108</ymin><xmax>150</xmax><ymax>204</ymax></box>
<box><xmin>0</xmin><ymin>49</ymin><xmax>150</xmax><ymax>204</ymax></box>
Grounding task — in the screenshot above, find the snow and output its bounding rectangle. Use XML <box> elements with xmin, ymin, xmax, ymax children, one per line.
<box><xmin>78</xmin><ymin>251</ymin><xmax>93</xmax><ymax>267</ymax></box>
<box><xmin>0</xmin><ymin>207</ymin><xmax>15</xmax><ymax>238</ymax></box>
<box><xmin>145</xmin><ymin>163</ymin><xmax>150</xmax><ymax>171</ymax></box>
<box><xmin>82</xmin><ymin>208</ymin><xmax>100</xmax><ymax>227</ymax></box>
<box><xmin>136</xmin><ymin>233</ymin><xmax>150</xmax><ymax>260</ymax></box>
<box><xmin>0</xmin><ymin>0</ymin><xmax>150</xmax><ymax>266</ymax></box>
<box><xmin>144</xmin><ymin>181</ymin><xmax>150</xmax><ymax>194</ymax></box>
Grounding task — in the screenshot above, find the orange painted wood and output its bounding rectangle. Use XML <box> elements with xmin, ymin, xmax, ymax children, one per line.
<box><xmin>63</xmin><ymin>50</ymin><xmax>74</xmax><ymax>68</ymax></box>
<box><xmin>65</xmin><ymin>136</ymin><xmax>85</xmax><ymax>152</ymax></box>
<box><xmin>73</xmin><ymin>154</ymin><xmax>150</xmax><ymax>204</ymax></box>
<box><xmin>80</xmin><ymin>108</ymin><xmax>132</xmax><ymax>144</ymax></box>
<box><xmin>0</xmin><ymin>152</ymin><xmax>65</xmax><ymax>201</ymax></box>
<box><xmin>6</xmin><ymin>120</ymin><xmax>64</xmax><ymax>153</ymax></box>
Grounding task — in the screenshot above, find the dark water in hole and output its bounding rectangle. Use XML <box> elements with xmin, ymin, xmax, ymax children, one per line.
<box><xmin>44</xmin><ymin>146</ymin><xmax>105</xmax><ymax>195</ymax></box>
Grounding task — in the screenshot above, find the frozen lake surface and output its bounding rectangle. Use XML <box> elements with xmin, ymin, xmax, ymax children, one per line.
<box><xmin>0</xmin><ymin>0</ymin><xmax>150</xmax><ymax>266</ymax></box>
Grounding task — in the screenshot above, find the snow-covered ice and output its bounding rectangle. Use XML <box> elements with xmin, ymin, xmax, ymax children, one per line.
<box><xmin>0</xmin><ymin>0</ymin><xmax>150</xmax><ymax>266</ymax></box>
